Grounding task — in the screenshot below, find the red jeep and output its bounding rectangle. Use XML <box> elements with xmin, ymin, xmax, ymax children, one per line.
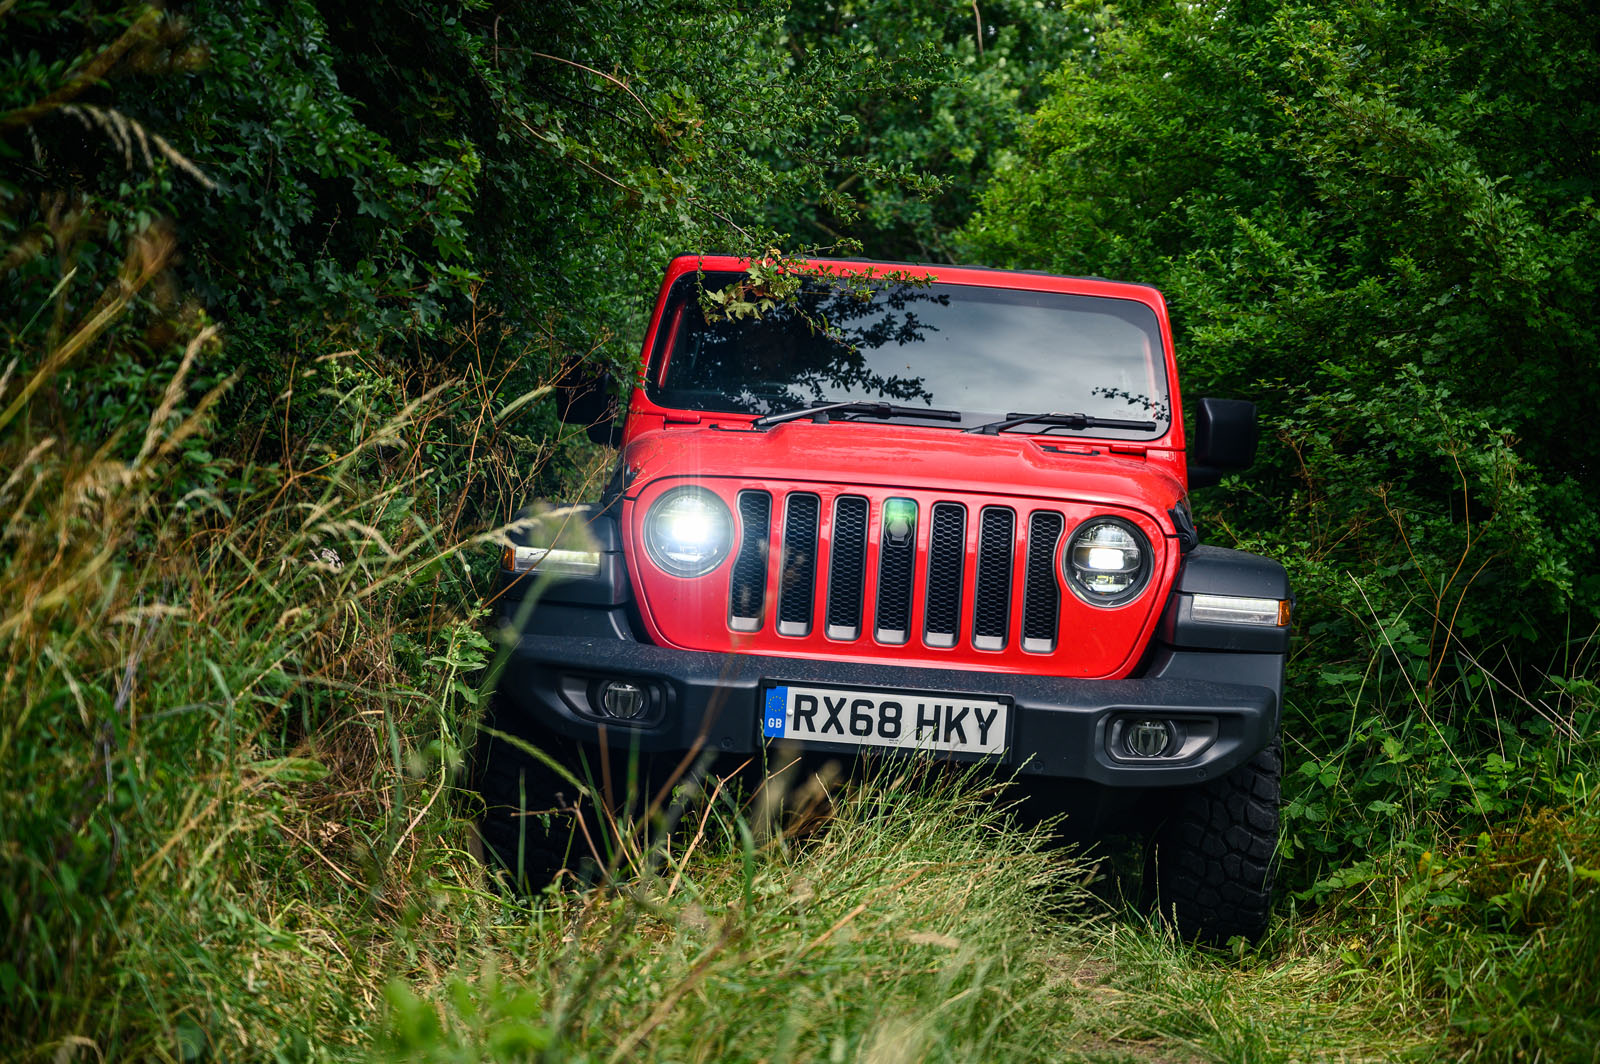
<box><xmin>481</xmin><ymin>255</ymin><xmax>1290</xmax><ymax>943</ymax></box>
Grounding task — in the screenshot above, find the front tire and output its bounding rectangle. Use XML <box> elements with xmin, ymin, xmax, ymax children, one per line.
<box><xmin>471</xmin><ymin>698</ymin><xmax>684</xmax><ymax>889</ymax></box>
<box><xmin>1152</xmin><ymin>740</ymin><xmax>1280</xmax><ymax>944</ymax></box>
<box><xmin>471</xmin><ymin>708</ymin><xmax>587</xmax><ymax>889</ymax></box>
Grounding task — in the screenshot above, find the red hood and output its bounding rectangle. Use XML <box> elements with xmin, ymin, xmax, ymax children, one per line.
<box><xmin>620</xmin><ymin>420</ymin><xmax>1188</xmax><ymax>519</ymax></box>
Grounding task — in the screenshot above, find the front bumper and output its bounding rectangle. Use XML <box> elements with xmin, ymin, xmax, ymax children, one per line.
<box><xmin>496</xmin><ymin>607</ymin><xmax>1280</xmax><ymax>787</ymax></box>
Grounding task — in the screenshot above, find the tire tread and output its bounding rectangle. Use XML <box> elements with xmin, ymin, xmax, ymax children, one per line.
<box><xmin>1153</xmin><ymin>740</ymin><xmax>1281</xmax><ymax>944</ymax></box>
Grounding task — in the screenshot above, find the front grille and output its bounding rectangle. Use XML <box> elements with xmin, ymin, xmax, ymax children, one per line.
<box><xmin>1022</xmin><ymin>511</ymin><xmax>1064</xmax><ymax>652</ymax></box>
<box><xmin>729</xmin><ymin>491</ymin><xmax>1069</xmax><ymax>655</ymax></box>
<box><xmin>924</xmin><ymin>503</ymin><xmax>966</xmax><ymax>647</ymax></box>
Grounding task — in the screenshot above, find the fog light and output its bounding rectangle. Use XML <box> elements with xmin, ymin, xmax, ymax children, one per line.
<box><xmin>1123</xmin><ymin>719</ymin><xmax>1172</xmax><ymax>758</ymax></box>
<box><xmin>600</xmin><ymin>681</ymin><xmax>647</xmax><ymax>720</ymax></box>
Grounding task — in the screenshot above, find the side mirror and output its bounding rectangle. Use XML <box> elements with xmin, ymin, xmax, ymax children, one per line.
<box><xmin>555</xmin><ymin>361</ymin><xmax>621</xmax><ymax>447</ymax></box>
<box><xmin>1189</xmin><ymin>398</ymin><xmax>1258</xmax><ymax>488</ymax></box>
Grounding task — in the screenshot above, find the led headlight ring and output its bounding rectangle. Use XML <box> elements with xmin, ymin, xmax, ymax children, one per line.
<box><xmin>1063</xmin><ymin>516</ymin><xmax>1152</xmax><ymax>607</ymax></box>
<box><xmin>643</xmin><ymin>485</ymin><xmax>734</xmax><ymax>577</ymax></box>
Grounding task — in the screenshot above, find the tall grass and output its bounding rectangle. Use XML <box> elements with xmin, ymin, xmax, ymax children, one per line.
<box><xmin>1283</xmin><ymin>668</ymin><xmax>1600</xmax><ymax>1062</ymax></box>
<box><xmin>0</xmin><ymin>221</ymin><xmax>572</xmax><ymax>1058</ymax></box>
<box><xmin>386</xmin><ymin>763</ymin><xmax>1099</xmax><ymax>1063</ymax></box>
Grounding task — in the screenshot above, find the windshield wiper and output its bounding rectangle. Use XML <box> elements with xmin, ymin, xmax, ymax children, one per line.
<box><xmin>965</xmin><ymin>411</ymin><xmax>1158</xmax><ymax>435</ymax></box>
<box><xmin>750</xmin><ymin>401</ymin><xmax>964</xmax><ymax>430</ymax></box>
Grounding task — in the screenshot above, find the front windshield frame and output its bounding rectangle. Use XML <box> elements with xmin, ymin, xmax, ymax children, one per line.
<box><xmin>640</xmin><ymin>267</ymin><xmax>1177</xmax><ymax>441</ymax></box>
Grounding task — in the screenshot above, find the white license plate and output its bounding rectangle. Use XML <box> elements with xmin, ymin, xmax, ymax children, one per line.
<box><xmin>761</xmin><ymin>684</ymin><xmax>1009</xmax><ymax>756</ymax></box>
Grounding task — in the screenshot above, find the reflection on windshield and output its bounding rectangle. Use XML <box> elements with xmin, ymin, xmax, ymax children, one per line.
<box><xmin>647</xmin><ymin>272</ymin><xmax>1171</xmax><ymax>439</ymax></box>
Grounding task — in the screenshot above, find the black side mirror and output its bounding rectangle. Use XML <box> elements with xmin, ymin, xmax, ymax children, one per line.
<box><xmin>555</xmin><ymin>361</ymin><xmax>621</xmax><ymax>447</ymax></box>
<box><xmin>1189</xmin><ymin>398</ymin><xmax>1258</xmax><ymax>488</ymax></box>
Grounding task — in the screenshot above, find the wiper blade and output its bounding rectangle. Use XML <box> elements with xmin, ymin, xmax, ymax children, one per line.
<box><xmin>965</xmin><ymin>411</ymin><xmax>1158</xmax><ymax>435</ymax></box>
<box><xmin>750</xmin><ymin>401</ymin><xmax>964</xmax><ymax>429</ymax></box>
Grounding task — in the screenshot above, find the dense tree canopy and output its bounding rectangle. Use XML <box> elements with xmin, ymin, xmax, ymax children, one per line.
<box><xmin>8</xmin><ymin>1</ymin><xmax>1034</xmax><ymax>454</ymax></box>
<box><xmin>967</xmin><ymin>0</ymin><xmax>1600</xmax><ymax>696</ymax></box>
<box><xmin>776</xmin><ymin>0</ymin><xmax>1090</xmax><ymax>261</ymax></box>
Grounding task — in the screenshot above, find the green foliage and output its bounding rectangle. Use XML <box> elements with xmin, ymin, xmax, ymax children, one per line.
<box><xmin>966</xmin><ymin>0</ymin><xmax>1600</xmax><ymax>858</ymax></box>
<box><xmin>381</xmin><ymin>764</ymin><xmax>1091</xmax><ymax>1063</ymax></box>
<box><xmin>7</xmin><ymin>0</ymin><xmax>1600</xmax><ymax>1060</ymax></box>
<box><xmin>696</xmin><ymin>255</ymin><xmax>807</xmax><ymax>323</ymax></box>
<box><xmin>1312</xmin><ymin>789</ymin><xmax>1600</xmax><ymax>1061</ymax></box>
<box><xmin>778</xmin><ymin>0</ymin><xmax>1091</xmax><ymax>261</ymax></box>
<box><xmin>967</xmin><ymin>7</ymin><xmax>1600</xmax><ymax>1053</ymax></box>
<box><xmin>0</xmin><ymin>354</ymin><xmax>490</xmax><ymax>1055</ymax></box>
<box><xmin>4</xmin><ymin>0</ymin><xmax>960</xmax><ymax>459</ymax></box>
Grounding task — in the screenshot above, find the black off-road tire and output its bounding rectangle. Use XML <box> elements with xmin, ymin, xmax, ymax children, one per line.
<box><xmin>1152</xmin><ymin>740</ymin><xmax>1281</xmax><ymax>945</ymax></box>
<box><xmin>471</xmin><ymin>711</ymin><xmax>588</xmax><ymax>889</ymax></box>
<box><xmin>471</xmin><ymin>699</ymin><xmax>686</xmax><ymax>890</ymax></box>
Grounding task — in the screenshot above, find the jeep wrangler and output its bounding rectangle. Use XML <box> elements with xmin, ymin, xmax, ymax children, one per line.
<box><xmin>480</xmin><ymin>255</ymin><xmax>1289</xmax><ymax>943</ymax></box>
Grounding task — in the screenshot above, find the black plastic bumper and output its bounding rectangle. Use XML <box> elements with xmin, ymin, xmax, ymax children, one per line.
<box><xmin>496</xmin><ymin>607</ymin><xmax>1281</xmax><ymax>788</ymax></box>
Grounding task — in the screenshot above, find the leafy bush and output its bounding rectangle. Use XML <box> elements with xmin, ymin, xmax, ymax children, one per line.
<box><xmin>775</xmin><ymin>0</ymin><xmax>1092</xmax><ymax>261</ymax></box>
<box><xmin>4</xmin><ymin>0</ymin><xmax>960</xmax><ymax>458</ymax></box>
<box><xmin>966</xmin><ymin>0</ymin><xmax>1599</xmax><ymax>638</ymax></box>
<box><xmin>964</xmin><ymin>0</ymin><xmax>1600</xmax><ymax>869</ymax></box>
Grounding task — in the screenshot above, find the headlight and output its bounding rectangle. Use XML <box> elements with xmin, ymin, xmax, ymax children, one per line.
<box><xmin>1065</xmin><ymin>517</ymin><xmax>1150</xmax><ymax>605</ymax></box>
<box><xmin>644</xmin><ymin>486</ymin><xmax>733</xmax><ymax>577</ymax></box>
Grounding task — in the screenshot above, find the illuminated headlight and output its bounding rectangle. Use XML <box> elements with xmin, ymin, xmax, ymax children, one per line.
<box><xmin>1190</xmin><ymin>593</ymin><xmax>1290</xmax><ymax>627</ymax></box>
<box><xmin>502</xmin><ymin>545</ymin><xmax>602</xmax><ymax>578</ymax></box>
<box><xmin>1065</xmin><ymin>518</ymin><xmax>1150</xmax><ymax>605</ymax></box>
<box><xmin>644</xmin><ymin>486</ymin><xmax>733</xmax><ymax>577</ymax></box>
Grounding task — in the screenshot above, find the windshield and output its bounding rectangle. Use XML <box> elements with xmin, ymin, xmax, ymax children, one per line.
<box><xmin>645</xmin><ymin>271</ymin><xmax>1171</xmax><ymax>439</ymax></box>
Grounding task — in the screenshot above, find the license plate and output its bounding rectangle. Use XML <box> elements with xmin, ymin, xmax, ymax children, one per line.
<box><xmin>761</xmin><ymin>683</ymin><xmax>1009</xmax><ymax>756</ymax></box>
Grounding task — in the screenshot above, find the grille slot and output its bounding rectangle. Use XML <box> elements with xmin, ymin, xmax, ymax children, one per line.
<box><xmin>874</xmin><ymin>498</ymin><xmax>917</xmax><ymax>643</ymax></box>
<box><xmin>923</xmin><ymin>503</ymin><xmax>966</xmax><ymax>648</ymax></box>
<box><xmin>777</xmin><ymin>493</ymin><xmax>820</xmax><ymax>636</ymax></box>
<box><xmin>825</xmin><ymin>496</ymin><xmax>869</xmax><ymax>639</ymax></box>
<box><xmin>1022</xmin><ymin>511</ymin><xmax>1064</xmax><ymax>652</ymax></box>
<box><xmin>728</xmin><ymin>491</ymin><xmax>771</xmax><ymax>631</ymax></box>
<box><xmin>972</xmin><ymin>507</ymin><xmax>1015</xmax><ymax>650</ymax></box>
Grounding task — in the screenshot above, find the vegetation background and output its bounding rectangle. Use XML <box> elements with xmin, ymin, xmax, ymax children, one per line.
<box><xmin>3</xmin><ymin>0</ymin><xmax>1597</xmax><ymax>1060</ymax></box>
